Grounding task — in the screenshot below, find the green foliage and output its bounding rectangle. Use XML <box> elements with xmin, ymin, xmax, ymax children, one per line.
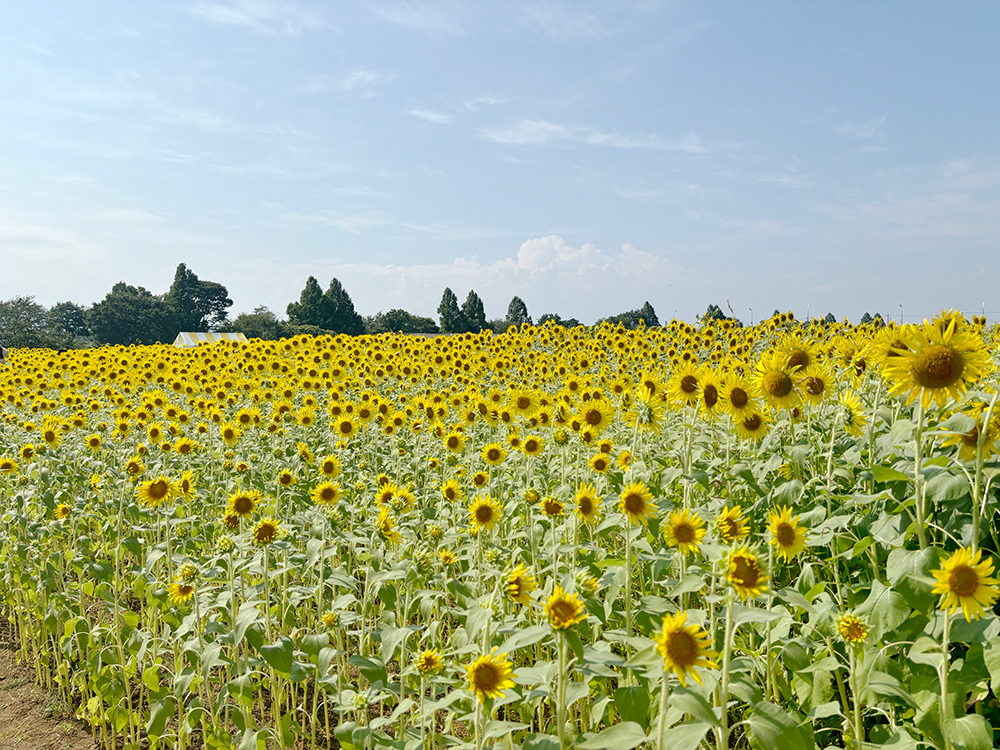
<box><xmin>462</xmin><ymin>290</ymin><xmax>488</xmax><ymax>332</ymax></box>
<box><xmin>87</xmin><ymin>282</ymin><xmax>176</xmax><ymax>345</ymax></box>
<box><xmin>0</xmin><ymin>295</ymin><xmax>48</xmax><ymax>348</ymax></box>
<box><xmin>365</xmin><ymin>309</ymin><xmax>439</xmax><ymax>334</ymax></box>
<box><xmin>539</xmin><ymin>313</ymin><xmax>582</xmax><ymax>328</ymax></box>
<box><xmin>598</xmin><ymin>301</ymin><xmax>659</xmax><ymax>329</ymax></box>
<box><xmin>505</xmin><ymin>295</ymin><xmax>532</xmax><ymax>327</ymax></box>
<box><xmin>166</xmin><ymin>263</ymin><xmax>233</xmax><ymax>331</ymax></box>
<box><xmin>286</xmin><ymin>277</ymin><xmax>364</xmax><ymax>335</ymax></box>
<box><xmin>223</xmin><ymin>306</ymin><xmax>287</xmax><ymax>340</ymax></box>
<box><xmin>437</xmin><ymin>287</ymin><xmax>467</xmax><ymax>333</ymax></box>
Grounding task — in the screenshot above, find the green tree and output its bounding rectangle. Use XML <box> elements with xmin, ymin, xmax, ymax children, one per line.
<box><xmin>637</xmin><ymin>301</ymin><xmax>660</xmax><ymax>327</ymax></box>
<box><xmin>538</xmin><ymin>313</ymin><xmax>582</xmax><ymax>328</ymax></box>
<box><xmin>325</xmin><ymin>278</ymin><xmax>365</xmax><ymax>335</ymax></box>
<box><xmin>437</xmin><ymin>288</ymin><xmax>467</xmax><ymax>333</ymax></box>
<box><xmin>287</xmin><ymin>276</ymin><xmax>331</xmax><ymax>328</ymax></box>
<box><xmin>367</xmin><ymin>309</ymin><xmax>440</xmax><ymax>334</ymax></box>
<box><xmin>461</xmin><ymin>290</ymin><xmax>488</xmax><ymax>332</ymax></box>
<box><xmin>505</xmin><ymin>296</ymin><xmax>531</xmax><ymax>327</ymax></box>
<box><xmin>225</xmin><ymin>306</ymin><xmax>287</xmax><ymax>340</ymax></box>
<box><xmin>47</xmin><ymin>301</ymin><xmax>90</xmax><ymax>339</ymax></box>
<box><xmin>0</xmin><ymin>296</ymin><xmax>47</xmax><ymax>348</ymax></box>
<box><xmin>166</xmin><ymin>263</ymin><xmax>233</xmax><ymax>330</ymax></box>
<box><xmin>88</xmin><ymin>283</ymin><xmax>176</xmax><ymax>345</ymax></box>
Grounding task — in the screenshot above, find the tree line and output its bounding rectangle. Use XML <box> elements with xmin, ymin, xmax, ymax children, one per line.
<box><xmin>0</xmin><ymin>261</ymin><xmax>731</xmax><ymax>348</ymax></box>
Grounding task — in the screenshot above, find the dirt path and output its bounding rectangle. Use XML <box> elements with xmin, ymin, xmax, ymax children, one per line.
<box><xmin>0</xmin><ymin>625</ymin><xmax>96</xmax><ymax>750</ymax></box>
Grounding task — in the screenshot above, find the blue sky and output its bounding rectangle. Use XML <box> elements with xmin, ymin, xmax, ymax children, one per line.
<box><xmin>3</xmin><ymin>1</ymin><xmax>999</xmax><ymax>325</ymax></box>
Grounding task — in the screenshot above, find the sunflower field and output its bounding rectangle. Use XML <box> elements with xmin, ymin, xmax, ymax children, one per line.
<box><xmin>2</xmin><ymin>311</ymin><xmax>1000</xmax><ymax>750</ymax></box>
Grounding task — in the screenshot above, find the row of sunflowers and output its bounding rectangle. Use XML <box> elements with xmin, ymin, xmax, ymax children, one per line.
<box><xmin>1</xmin><ymin>311</ymin><xmax>999</xmax><ymax>750</ymax></box>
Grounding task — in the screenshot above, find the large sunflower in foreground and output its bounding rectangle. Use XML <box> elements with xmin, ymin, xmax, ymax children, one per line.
<box><xmin>544</xmin><ymin>585</ymin><xmax>587</xmax><ymax>630</ymax></box>
<box><xmin>468</xmin><ymin>494</ymin><xmax>502</xmax><ymax>534</ymax></box>
<box><xmin>137</xmin><ymin>476</ymin><xmax>177</xmax><ymax>508</ymax></box>
<box><xmin>882</xmin><ymin>319</ymin><xmax>991</xmax><ymax>409</ymax></box>
<box><xmin>768</xmin><ymin>506</ymin><xmax>808</xmax><ymax>562</ymax></box>
<box><xmin>663</xmin><ymin>508</ymin><xmax>706</xmax><ymax>556</ymax></box>
<box><xmin>466</xmin><ymin>650</ymin><xmax>516</xmax><ymax>703</ymax></box>
<box><xmin>931</xmin><ymin>547</ymin><xmax>1000</xmax><ymax>622</ymax></box>
<box><xmin>653</xmin><ymin>611</ymin><xmax>719</xmax><ymax>687</ymax></box>
<box><xmin>754</xmin><ymin>350</ymin><xmax>801</xmax><ymax>412</ymax></box>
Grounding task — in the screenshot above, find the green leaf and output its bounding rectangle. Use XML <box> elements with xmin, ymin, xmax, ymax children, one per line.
<box><xmin>259</xmin><ymin>637</ymin><xmax>293</xmax><ymax>675</ymax></box>
<box><xmin>856</xmin><ymin>579</ymin><xmax>911</xmax><ymax>638</ymax></box>
<box><xmin>497</xmin><ymin>624</ymin><xmax>550</xmax><ymax>653</ymax></box>
<box><xmin>866</xmin><ymin>670</ymin><xmax>918</xmax><ymax>707</ymax></box>
<box><xmin>732</xmin><ymin>604</ymin><xmax>781</xmax><ymax>627</ymax></box>
<box><xmin>521</xmin><ymin>734</ymin><xmax>560</xmax><ymax>750</ymax></box>
<box><xmin>614</xmin><ymin>687</ymin><xmax>650</xmax><ymax>729</ymax></box>
<box><xmin>578</xmin><ymin>721</ymin><xmax>648</xmax><ymax>750</ymax></box>
<box><xmin>924</xmin><ymin>473</ymin><xmax>970</xmax><ymax>504</ymax></box>
<box><xmin>945</xmin><ymin>714</ymin><xmax>993</xmax><ymax>750</ymax></box>
<box><xmin>661</xmin><ymin>721</ymin><xmax>711</xmax><ymax>750</ymax></box>
<box><xmin>872</xmin><ymin>465</ymin><xmax>911</xmax><ymax>483</ymax></box>
<box><xmin>669</xmin><ymin>687</ymin><xmax>719</xmax><ymax>727</ymax></box>
<box><xmin>747</xmin><ymin>701</ymin><xmax>815</xmax><ymax>750</ymax></box>
<box><xmin>982</xmin><ymin>636</ymin><xmax>1000</xmax><ymax>692</ymax></box>
<box><xmin>146</xmin><ymin>696</ymin><xmax>175</xmax><ymax>739</ymax></box>
<box><xmin>347</xmin><ymin>655</ymin><xmax>387</xmax><ymax>686</ymax></box>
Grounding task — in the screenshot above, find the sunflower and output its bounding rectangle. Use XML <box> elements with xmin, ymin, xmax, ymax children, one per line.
<box><xmin>616</xmin><ymin>450</ymin><xmax>631</xmax><ymax>469</ymax></box>
<box><xmin>839</xmin><ymin>391</ymin><xmax>869</xmax><ymax>439</ymax></box>
<box><xmin>577</xmin><ymin>399</ymin><xmax>615</xmax><ymax>436</ymax></box>
<box><xmin>505</xmin><ymin>564</ymin><xmax>537</xmax><ymax>606</ymax></box>
<box><xmin>544</xmin><ymin>585</ymin><xmax>587</xmax><ymax>630</ymax></box>
<box><xmin>667</xmin><ymin>362</ymin><xmax>701</xmax><ymax>409</ymax></box>
<box><xmin>754</xmin><ymin>351</ymin><xmax>801</xmax><ymax>411</ymax></box>
<box><xmin>768</xmin><ymin>506</ymin><xmax>808</xmax><ymax>561</ymax></box>
<box><xmin>468</xmin><ymin>494</ymin><xmax>502</xmax><ymax>535</ymax></box>
<box><xmin>466</xmin><ymin>650</ymin><xmax>516</xmax><ymax>703</ymax></box>
<box><xmin>296</xmin><ymin>441</ymin><xmax>314</xmax><ymax>464</ymax></box>
<box><xmin>137</xmin><ymin>476</ymin><xmax>177</xmax><ymax>508</ymax></box>
<box><xmin>167</xmin><ymin>579</ymin><xmax>195</xmax><ymax>605</ymax></box>
<box><xmin>716</xmin><ymin>505</ymin><xmax>749</xmax><ymax>544</ymax></box>
<box><xmin>619</xmin><ymin>482</ymin><xmax>657</xmax><ymax>526</ymax></box>
<box><xmin>882</xmin><ymin>320</ymin><xmax>992</xmax><ymax>409</ymax></box>
<box><xmin>253</xmin><ymin>516</ymin><xmax>280</xmax><ymax>545</ymax></box>
<box><xmin>508</xmin><ymin>388</ymin><xmax>541</xmax><ymax>420</ymax></box>
<box><xmin>443</xmin><ymin>431</ymin><xmax>465</xmax><ymax>453</ymax></box>
<box><xmin>574</xmin><ymin>483</ymin><xmax>603</xmax><ymax>526</ymax></box>
<box><xmin>522</xmin><ymin>435</ymin><xmax>543</xmax><ymax>456</ymax></box>
<box><xmin>415</xmin><ymin>649</ymin><xmax>443</xmax><ymax>674</ymax></box>
<box><xmin>319</xmin><ymin>454</ymin><xmax>342</xmax><ymax>477</ymax></box>
<box><xmin>481</xmin><ymin>443</ymin><xmax>506</xmax><ymax>466</ymax></box>
<box><xmin>589</xmin><ymin>453</ymin><xmax>611</xmax><ymax>473</ymax></box>
<box><xmin>798</xmin><ymin>363</ymin><xmax>835</xmax><ymax>406</ymax></box>
<box><xmin>698</xmin><ymin>366</ymin><xmax>723</xmax><ymax>420</ymax></box>
<box><xmin>718</xmin><ymin>376</ymin><xmax>757</xmax><ymax>419</ymax></box>
<box><xmin>940</xmin><ymin>402</ymin><xmax>1000</xmax><ymax>462</ymax></box>
<box><xmin>277</xmin><ymin>469</ymin><xmax>296</xmax><ymax>487</ymax></box>
<box><xmin>175</xmin><ymin>437</ymin><xmax>196</xmax><ymax>455</ymax></box>
<box><xmin>54</xmin><ymin>503</ymin><xmax>71</xmax><ymax>520</ymax></box>
<box><xmin>311</xmin><ymin>481</ymin><xmax>341</xmax><ymax>506</ymax></box>
<box><xmin>84</xmin><ymin>433</ymin><xmax>103</xmax><ymax>451</ymax></box>
<box><xmin>472</xmin><ymin>471</ymin><xmax>489</xmax><ymax>489</ymax></box>
<box><xmin>837</xmin><ymin>614</ymin><xmax>869</xmax><ymax>644</ymax></box>
<box><xmin>663</xmin><ymin>508</ymin><xmax>706</xmax><ymax>556</ymax></box>
<box><xmin>931</xmin><ymin>547</ymin><xmax>1000</xmax><ymax>621</ymax></box>
<box><xmin>438</xmin><ymin>548</ymin><xmax>457</xmax><ymax>566</ymax></box>
<box><xmin>321</xmin><ymin>611</ymin><xmax>339</xmax><ymax>629</ymax></box>
<box><xmin>0</xmin><ymin>456</ymin><xmax>17</xmax><ymax>473</ymax></box>
<box><xmin>728</xmin><ymin>547</ymin><xmax>768</xmax><ymax>600</ymax></box>
<box><xmin>333</xmin><ymin>415</ymin><xmax>357</xmax><ymax>440</ymax></box>
<box><xmin>219</xmin><ymin>421</ymin><xmax>241</xmax><ymax>447</ymax></box>
<box><xmin>653</xmin><ymin>611</ymin><xmax>719</xmax><ymax>687</ymax></box>
<box><xmin>227</xmin><ymin>490</ymin><xmax>261</xmax><ymax>518</ymax></box>
<box><xmin>178</xmin><ymin>470</ymin><xmax>195</xmax><ymax>499</ymax></box>
<box><xmin>541</xmin><ymin>496</ymin><xmax>565</xmax><ymax>518</ymax></box>
<box><xmin>734</xmin><ymin>410</ymin><xmax>771</xmax><ymax>442</ymax></box>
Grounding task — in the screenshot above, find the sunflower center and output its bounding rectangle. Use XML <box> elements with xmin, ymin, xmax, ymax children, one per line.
<box><xmin>912</xmin><ymin>344</ymin><xmax>964</xmax><ymax>389</ymax></box>
<box><xmin>673</xmin><ymin>523</ymin><xmax>695</xmax><ymax>544</ymax></box>
<box><xmin>962</xmin><ymin>426</ymin><xmax>981</xmax><ymax>448</ymax></box>
<box><xmin>487</xmin><ymin>448</ymin><xmax>501</xmax><ymax>461</ymax></box>
<box><xmin>321</xmin><ymin>488</ymin><xmax>335</xmax><ymax>501</ymax></box>
<box><xmin>149</xmin><ymin>480</ymin><xmax>169</xmax><ymax>499</ymax></box>
<box><xmin>473</xmin><ymin>663</ymin><xmax>499</xmax><ymax>692</ymax></box>
<box><xmin>721</xmin><ymin>518</ymin><xmax>738</xmax><ymax>541</ymax></box>
<box><xmin>666</xmin><ymin>631</ymin><xmax>697</xmax><ymax>664</ymax></box>
<box><xmin>787</xmin><ymin>350</ymin><xmax>809</xmax><ymax>369</ymax></box>
<box><xmin>578</xmin><ymin>497</ymin><xmax>594</xmax><ymax>515</ymax></box>
<box><xmin>743</xmin><ymin>414</ymin><xmax>762</xmax><ymax>431</ymax></box>
<box><xmin>950</xmin><ymin>565</ymin><xmax>980</xmax><ymax>597</ymax></box>
<box><xmin>681</xmin><ymin>375</ymin><xmax>698</xmax><ymax>394</ymax></box>
<box><xmin>804</xmin><ymin>377</ymin><xmax>824</xmax><ymax>396</ymax></box>
<box><xmin>623</xmin><ymin>493</ymin><xmax>644</xmax><ymax>514</ymax></box>
<box><xmin>775</xmin><ymin>522</ymin><xmax>796</xmax><ymax>547</ymax></box>
<box><xmin>733</xmin><ymin>557</ymin><xmax>759</xmax><ymax>588</ymax></box>
<box><xmin>763</xmin><ymin>371</ymin><xmax>793</xmax><ymax>398</ymax></box>
<box><xmin>703</xmin><ymin>384</ymin><xmax>718</xmax><ymax>407</ymax></box>
<box><xmin>585</xmin><ymin>409</ymin><xmax>602</xmax><ymax>426</ymax></box>
<box><xmin>730</xmin><ymin>388</ymin><xmax>748</xmax><ymax>408</ymax></box>
<box><xmin>476</xmin><ymin>505</ymin><xmax>494</xmax><ymax>523</ymax></box>
<box><xmin>447</xmin><ymin>437</ymin><xmax>459</xmax><ymax>449</ymax></box>
<box><xmin>517</xmin><ymin>397</ymin><xmax>531</xmax><ymax>410</ymax></box>
<box><xmin>234</xmin><ymin>496</ymin><xmax>253</xmax><ymax>513</ymax></box>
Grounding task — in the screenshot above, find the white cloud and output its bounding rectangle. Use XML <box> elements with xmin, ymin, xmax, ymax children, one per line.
<box><xmin>838</xmin><ymin>115</ymin><xmax>886</xmax><ymax>140</ymax></box>
<box><xmin>480</xmin><ymin>118</ymin><xmax>709</xmax><ymax>152</ymax></box>
<box><xmin>407</xmin><ymin>108</ymin><xmax>453</xmax><ymax>125</ymax></box>
<box><xmin>340</xmin><ymin>69</ymin><xmax>388</xmax><ymax>93</ymax></box>
<box><xmin>186</xmin><ymin>0</ymin><xmax>326</xmax><ymax>34</ymax></box>
<box><xmin>371</xmin><ymin>2</ymin><xmax>464</xmax><ymax>34</ymax></box>
<box><xmin>463</xmin><ymin>96</ymin><xmax>509</xmax><ymax>111</ymax></box>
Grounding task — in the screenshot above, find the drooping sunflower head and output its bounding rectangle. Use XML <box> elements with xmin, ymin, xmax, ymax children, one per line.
<box><xmin>931</xmin><ymin>547</ymin><xmax>1000</xmax><ymax>622</ymax></box>
<box><xmin>653</xmin><ymin>611</ymin><xmax>719</xmax><ymax>687</ymax></box>
<box><xmin>728</xmin><ymin>547</ymin><xmax>768</xmax><ymax>600</ymax></box>
<box><xmin>541</xmin><ymin>496</ymin><xmax>565</xmax><ymax>518</ymax></box>
<box><xmin>54</xmin><ymin>503</ymin><xmax>72</xmax><ymax>520</ymax></box>
<box><xmin>415</xmin><ymin>648</ymin><xmax>444</xmax><ymax>674</ymax></box>
<box><xmin>619</xmin><ymin>482</ymin><xmax>657</xmax><ymax>526</ymax></box>
<box><xmin>544</xmin><ymin>585</ymin><xmax>587</xmax><ymax>630</ymax></box>
<box><xmin>838</xmin><ymin>391</ymin><xmax>869</xmax><ymax>438</ymax></box>
<box><xmin>505</xmin><ymin>564</ymin><xmax>537</xmax><ymax>606</ymax></box>
<box><xmin>767</xmin><ymin>506</ymin><xmax>808</xmax><ymax>562</ymax></box>
<box><xmin>716</xmin><ymin>505</ymin><xmax>749</xmax><ymax>544</ymax></box>
<box><xmin>253</xmin><ymin>516</ymin><xmax>280</xmax><ymax>545</ymax></box>
<box><xmin>663</xmin><ymin>508</ymin><xmax>706</xmax><ymax>556</ymax></box>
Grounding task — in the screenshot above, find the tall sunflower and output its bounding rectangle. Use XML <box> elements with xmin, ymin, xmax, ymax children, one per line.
<box><xmin>619</xmin><ymin>482</ymin><xmax>657</xmax><ymax>526</ymax></box>
<box><xmin>466</xmin><ymin>650</ymin><xmax>516</xmax><ymax>704</ymax></box>
<box><xmin>468</xmin><ymin>494</ymin><xmax>502</xmax><ymax>535</ymax></box>
<box><xmin>544</xmin><ymin>585</ymin><xmax>587</xmax><ymax>629</ymax></box>
<box><xmin>663</xmin><ymin>508</ymin><xmax>706</xmax><ymax>556</ymax></box>
<box><xmin>931</xmin><ymin>547</ymin><xmax>999</xmax><ymax>621</ymax></box>
<box><xmin>728</xmin><ymin>547</ymin><xmax>768</xmax><ymax>600</ymax></box>
<box><xmin>505</xmin><ymin>564</ymin><xmax>537</xmax><ymax>606</ymax></box>
<box><xmin>716</xmin><ymin>505</ymin><xmax>749</xmax><ymax>544</ymax></box>
<box><xmin>574</xmin><ymin>483</ymin><xmax>603</xmax><ymax>526</ymax></box>
<box><xmin>311</xmin><ymin>481</ymin><xmax>342</xmax><ymax>507</ymax></box>
<box><xmin>577</xmin><ymin>399</ymin><xmax>615</xmax><ymax>436</ymax></box>
<box><xmin>754</xmin><ymin>351</ymin><xmax>800</xmax><ymax>412</ymax></box>
<box><xmin>652</xmin><ymin>611</ymin><xmax>719</xmax><ymax>687</ymax></box>
<box><xmin>768</xmin><ymin>506</ymin><xmax>808</xmax><ymax>561</ymax></box>
<box><xmin>882</xmin><ymin>319</ymin><xmax>991</xmax><ymax>409</ymax></box>
<box><xmin>137</xmin><ymin>476</ymin><xmax>177</xmax><ymax>508</ymax></box>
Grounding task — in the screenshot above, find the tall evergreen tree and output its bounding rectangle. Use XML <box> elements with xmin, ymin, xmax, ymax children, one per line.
<box><xmin>637</xmin><ymin>301</ymin><xmax>660</xmax><ymax>327</ymax></box>
<box><xmin>505</xmin><ymin>296</ymin><xmax>531</xmax><ymax>327</ymax></box>
<box><xmin>461</xmin><ymin>290</ymin><xmax>488</xmax><ymax>332</ymax></box>
<box><xmin>287</xmin><ymin>276</ymin><xmax>331</xmax><ymax>328</ymax></box>
<box><xmin>166</xmin><ymin>263</ymin><xmax>233</xmax><ymax>331</ymax></box>
<box><xmin>324</xmin><ymin>278</ymin><xmax>365</xmax><ymax>335</ymax></box>
<box><xmin>437</xmin><ymin>288</ymin><xmax>467</xmax><ymax>333</ymax></box>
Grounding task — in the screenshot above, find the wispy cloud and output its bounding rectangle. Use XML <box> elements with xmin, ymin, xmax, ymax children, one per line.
<box><xmin>407</xmin><ymin>108</ymin><xmax>453</xmax><ymax>125</ymax></box>
<box><xmin>464</xmin><ymin>96</ymin><xmax>509</xmax><ymax>111</ymax></box>
<box><xmin>186</xmin><ymin>0</ymin><xmax>326</xmax><ymax>34</ymax></box>
<box><xmin>371</xmin><ymin>2</ymin><xmax>464</xmax><ymax>34</ymax></box>
<box><xmin>838</xmin><ymin>115</ymin><xmax>886</xmax><ymax>140</ymax></box>
<box><xmin>520</xmin><ymin>2</ymin><xmax>603</xmax><ymax>40</ymax></box>
<box><xmin>480</xmin><ymin>118</ymin><xmax>709</xmax><ymax>153</ymax></box>
<box><xmin>340</xmin><ymin>69</ymin><xmax>389</xmax><ymax>94</ymax></box>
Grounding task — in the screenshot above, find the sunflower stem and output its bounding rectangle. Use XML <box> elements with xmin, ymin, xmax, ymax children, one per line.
<box><xmin>716</xmin><ymin>589</ymin><xmax>735</xmax><ymax>750</ymax></box>
<box><xmin>972</xmin><ymin>390</ymin><xmax>1000</xmax><ymax>556</ymax></box>
<box><xmin>913</xmin><ymin>401</ymin><xmax>929</xmax><ymax>550</ymax></box>
<box><xmin>557</xmin><ymin>634</ymin><xmax>568</xmax><ymax>749</ymax></box>
<box><xmin>848</xmin><ymin>645</ymin><xmax>863</xmax><ymax>749</ymax></box>
<box><xmin>656</xmin><ymin>666</ymin><xmax>671</xmax><ymax>750</ymax></box>
<box><xmin>941</xmin><ymin>611</ymin><xmax>953</xmax><ymax>750</ymax></box>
